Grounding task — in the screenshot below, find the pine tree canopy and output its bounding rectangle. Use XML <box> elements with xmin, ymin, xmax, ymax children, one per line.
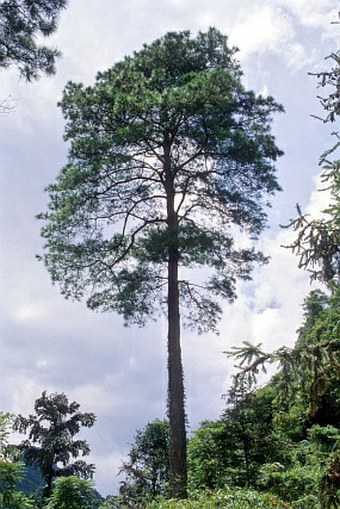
<box><xmin>38</xmin><ymin>28</ymin><xmax>283</xmax><ymax>332</ymax></box>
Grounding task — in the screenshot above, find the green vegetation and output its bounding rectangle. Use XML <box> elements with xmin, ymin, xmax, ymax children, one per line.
<box><xmin>45</xmin><ymin>476</ymin><xmax>97</xmax><ymax>509</ymax></box>
<box><xmin>119</xmin><ymin>419</ymin><xmax>170</xmax><ymax>504</ymax></box>
<box><xmin>146</xmin><ymin>488</ymin><xmax>291</xmax><ymax>509</ymax></box>
<box><xmin>191</xmin><ymin>287</ymin><xmax>339</xmax><ymax>508</ymax></box>
<box><xmin>0</xmin><ymin>413</ymin><xmax>37</xmax><ymax>508</ymax></box>
<box><xmin>0</xmin><ymin>0</ymin><xmax>67</xmax><ymax>80</ymax></box>
<box><xmin>1</xmin><ymin>282</ymin><xmax>339</xmax><ymax>509</ymax></box>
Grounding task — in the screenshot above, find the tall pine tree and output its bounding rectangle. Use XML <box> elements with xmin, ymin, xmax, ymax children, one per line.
<box><xmin>38</xmin><ymin>28</ymin><xmax>283</xmax><ymax>496</ymax></box>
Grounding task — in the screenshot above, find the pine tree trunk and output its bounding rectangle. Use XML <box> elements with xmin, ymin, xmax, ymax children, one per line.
<box><xmin>167</xmin><ymin>244</ymin><xmax>187</xmax><ymax>498</ymax></box>
<box><xmin>164</xmin><ymin>138</ymin><xmax>187</xmax><ymax>498</ymax></box>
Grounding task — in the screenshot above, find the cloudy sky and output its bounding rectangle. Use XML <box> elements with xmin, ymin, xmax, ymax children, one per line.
<box><xmin>0</xmin><ymin>0</ymin><xmax>338</xmax><ymax>497</ymax></box>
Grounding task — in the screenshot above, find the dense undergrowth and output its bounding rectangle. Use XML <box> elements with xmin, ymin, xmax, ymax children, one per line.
<box><xmin>146</xmin><ymin>488</ymin><xmax>292</xmax><ymax>509</ymax></box>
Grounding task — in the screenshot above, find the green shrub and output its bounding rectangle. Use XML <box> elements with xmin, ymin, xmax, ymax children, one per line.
<box><xmin>45</xmin><ymin>476</ymin><xmax>97</xmax><ymax>509</ymax></box>
<box><xmin>146</xmin><ymin>487</ymin><xmax>291</xmax><ymax>509</ymax></box>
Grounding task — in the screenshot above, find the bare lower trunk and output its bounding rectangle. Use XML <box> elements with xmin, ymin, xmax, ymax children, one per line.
<box><xmin>164</xmin><ymin>137</ymin><xmax>187</xmax><ymax>498</ymax></box>
<box><xmin>167</xmin><ymin>246</ymin><xmax>187</xmax><ymax>498</ymax></box>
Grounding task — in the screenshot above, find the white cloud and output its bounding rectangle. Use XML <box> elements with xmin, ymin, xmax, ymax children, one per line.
<box><xmin>4</xmin><ymin>375</ymin><xmax>51</xmax><ymax>415</ymax></box>
<box><xmin>229</xmin><ymin>5</ymin><xmax>314</xmax><ymax>69</ymax></box>
<box><xmin>276</xmin><ymin>0</ymin><xmax>338</xmax><ymax>29</ymax></box>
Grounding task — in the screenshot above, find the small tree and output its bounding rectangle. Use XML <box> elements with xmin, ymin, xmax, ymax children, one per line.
<box><xmin>45</xmin><ymin>476</ymin><xmax>97</xmax><ymax>509</ymax></box>
<box><xmin>119</xmin><ymin>419</ymin><xmax>170</xmax><ymax>504</ymax></box>
<box><xmin>38</xmin><ymin>28</ymin><xmax>283</xmax><ymax>496</ymax></box>
<box><xmin>13</xmin><ymin>391</ymin><xmax>96</xmax><ymax>497</ymax></box>
<box><xmin>188</xmin><ymin>420</ymin><xmax>230</xmax><ymax>491</ymax></box>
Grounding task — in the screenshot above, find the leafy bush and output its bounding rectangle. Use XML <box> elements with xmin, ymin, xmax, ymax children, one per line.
<box><xmin>146</xmin><ymin>487</ymin><xmax>291</xmax><ymax>509</ymax></box>
<box><xmin>45</xmin><ymin>476</ymin><xmax>97</xmax><ymax>509</ymax></box>
<box><xmin>0</xmin><ymin>458</ymin><xmax>37</xmax><ymax>509</ymax></box>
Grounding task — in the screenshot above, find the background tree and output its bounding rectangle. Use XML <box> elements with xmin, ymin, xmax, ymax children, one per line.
<box><xmin>284</xmin><ymin>45</ymin><xmax>339</xmax><ymax>286</ymax></box>
<box><xmin>13</xmin><ymin>391</ymin><xmax>96</xmax><ymax>497</ymax></box>
<box><xmin>0</xmin><ymin>0</ymin><xmax>67</xmax><ymax>81</ymax></box>
<box><xmin>285</xmin><ymin>160</ymin><xmax>339</xmax><ymax>285</ymax></box>
<box><xmin>118</xmin><ymin>419</ymin><xmax>170</xmax><ymax>505</ymax></box>
<box><xmin>188</xmin><ymin>384</ymin><xmax>284</xmax><ymax>493</ymax></box>
<box><xmin>228</xmin><ymin>293</ymin><xmax>339</xmax><ymax>428</ymax></box>
<box><xmin>309</xmin><ymin>48</ymin><xmax>340</xmax><ymax>125</ymax></box>
<box><xmin>0</xmin><ymin>412</ymin><xmax>13</xmax><ymax>457</ymax></box>
<box><xmin>226</xmin><ymin>267</ymin><xmax>339</xmax><ymax>507</ymax></box>
<box><xmin>188</xmin><ymin>420</ymin><xmax>228</xmax><ymax>491</ymax></box>
<box><xmin>38</xmin><ymin>28</ymin><xmax>283</xmax><ymax>497</ymax></box>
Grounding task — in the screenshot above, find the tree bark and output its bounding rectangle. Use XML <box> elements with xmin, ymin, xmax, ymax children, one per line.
<box><xmin>164</xmin><ymin>139</ymin><xmax>187</xmax><ymax>498</ymax></box>
<box><xmin>167</xmin><ymin>243</ymin><xmax>187</xmax><ymax>497</ymax></box>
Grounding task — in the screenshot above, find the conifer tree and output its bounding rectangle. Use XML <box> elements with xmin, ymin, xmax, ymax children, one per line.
<box><xmin>38</xmin><ymin>28</ymin><xmax>283</xmax><ymax>496</ymax></box>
